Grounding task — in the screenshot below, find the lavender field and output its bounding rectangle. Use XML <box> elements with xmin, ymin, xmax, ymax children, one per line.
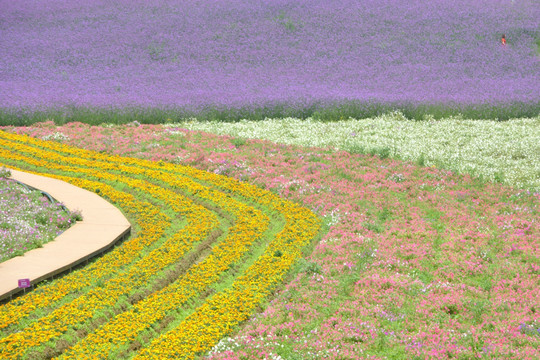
<box><xmin>1</xmin><ymin>0</ymin><xmax>539</xmax><ymax>123</ymax></box>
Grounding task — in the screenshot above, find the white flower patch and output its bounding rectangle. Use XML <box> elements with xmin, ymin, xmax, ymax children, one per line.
<box><xmin>323</xmin><ymin>208</ymin><xmax>347</xmax><ymax>227</ymax></box>
<box><xmin>207</xmin><ymin>337</ymin><xmax>241</xmax><ymax>355</ymax></box>
<box><xmin>41</xmin><ymin>132</ymin><xmax>70</xmax><ymax>141</ymax></box>
<box><xmin>171</xmin><ymin>114</ymin><xmax>540</xmax><ymax>191</ymax></box>
<box><xmin>163</xmin><ymin>127</ymin><xmax>186</xmax><ymax>136</ymax></box>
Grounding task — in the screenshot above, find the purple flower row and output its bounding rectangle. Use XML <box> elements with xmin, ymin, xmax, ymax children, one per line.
<box><xmin>1</xmin><ymin>0</ymin><xmax>538</xmax><ymax>113</ymax></box>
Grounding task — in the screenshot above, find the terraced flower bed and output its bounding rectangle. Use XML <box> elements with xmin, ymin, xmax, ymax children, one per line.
<box><xmin>1</xmin><ymin>0</ymin><xmax>538</xmax><ymax>358</ymax></box>
<box><xmin>0</xmin><ymin>130</ymin><xmax>322</xmax><ymax>359</ymax></box>
<box><xmin>2</xmin><ymin>123</ymin><xmax>538</xmax><ymax>359</ymax></box>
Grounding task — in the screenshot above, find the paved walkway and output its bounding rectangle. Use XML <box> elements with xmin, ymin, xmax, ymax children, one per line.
<box><xmin>0</xmin><ymin>169</ymin><xmax>131</xmax><ymax>301</ymax></box>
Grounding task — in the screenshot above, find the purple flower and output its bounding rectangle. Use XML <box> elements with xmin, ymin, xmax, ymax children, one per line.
<box><xmin>1</xmin><ymin>0</ymin><xmax>538</xmax><ymax>113</ymax></box>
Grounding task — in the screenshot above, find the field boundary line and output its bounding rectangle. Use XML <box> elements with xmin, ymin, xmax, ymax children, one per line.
<box><xmin>0</xmin><ymin>168</ymin><xmax>131</xmax><ymax>301</ymax></box>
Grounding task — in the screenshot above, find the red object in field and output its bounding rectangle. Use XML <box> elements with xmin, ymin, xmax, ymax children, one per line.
<box><xmin>501</xmin><ymin>35</ymin><xmax>506</xmax><ymax>45</ymax></box>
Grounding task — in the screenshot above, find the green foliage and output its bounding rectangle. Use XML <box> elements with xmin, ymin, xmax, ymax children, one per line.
<box><xmin>369</xmin><ymin>146</ymin><xmax>391</xmax><ymax>159</ymax></box>
<box><xmin>0</xmin><ymin>222</ymin><xmax>14</xmax><ymax>231</ymax></box>
<box><xmin>417</xmin><ymin>153</ymin><xmax>426</xmax><ymax>166</ymax></box>
<box><xmin>377</xmin><ymin>207</ymin><xmax>392</xmax><ymax>222</ymax></box>
<box><xmin>416</xmin><ymin>270</ymin><xmax>433</xmax><ymax>285</ymax></box>
<box><xmin>363</xmin><ymin>221</ymin><xmax>384</xmax><ymax>233</ymax></box>
<box><xmin>1</xmin><ymin>99</ymin><xmax>539</xmax><ymax>127</ymax></box>
<box><xmin>494</xmin><ymin>171</ymin><xmax>505</xmax><ymax>183</ymax></box>
<box><xmin>274</xmin><ymin>10</ymin><xmax>301</xmax><ymax>33</ymax></box>
<box><xmin>146</xmin><ymin>41</ymin><xmax>167</xmax><ymax>61</ymax></box>
<box><xmin>344</xmin><ymin>142</ymin><xmax>366</xmax><ymax>155</ymax></box>
<box><xmin>296</xmin><ymin>258</ymin><xmax>322</xmax><ymax>274</ymax></box>
<box><xmin>230</xmin><ymin>137</ymin><xmax>246</xmax><ymax>147</ymax></box>
<box><xmin>0</xmin><ymin>167</ymin><xmax>11</xmax><ymax>178</ymax></box>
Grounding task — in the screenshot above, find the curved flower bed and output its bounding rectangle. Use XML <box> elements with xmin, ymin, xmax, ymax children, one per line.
<box><xmin>0</xmin><ymin>130</ymin><xmax>321</xmax><ymax>359</ymax></box>
<box><xmin>5</xmin><ymin>122</ymin><xmax>537</xmax><ymax>359</ymax></box>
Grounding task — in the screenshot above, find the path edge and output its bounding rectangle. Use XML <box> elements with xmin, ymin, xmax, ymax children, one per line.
<box><xmin>0</xmin><ymin>168</ymin><xmax>131</xmax><ymax>301</ymax></box>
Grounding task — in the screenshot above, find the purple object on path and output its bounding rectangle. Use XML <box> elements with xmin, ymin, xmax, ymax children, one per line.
<box><xmin>18</xmin><ymin>279</ymin><xmax>31</xmax><ymax>288</ymax></box>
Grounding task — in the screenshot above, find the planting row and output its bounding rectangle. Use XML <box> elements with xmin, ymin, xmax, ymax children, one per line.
<box><xmin>0</xmin><ymin>130</ymin><xmax>321</xmax><ymax>359</ymax></box>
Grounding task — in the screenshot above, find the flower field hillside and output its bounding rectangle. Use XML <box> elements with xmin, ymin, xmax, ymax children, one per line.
<box><xmin>2</xmin><ymin>122</ymin><xmax>538</xmax><ymax>359</ymax></box>
<box><xmin>1</xmin><ymin>0</ymin><xmax>539</xmax><ymax>358</ymax></box>
<box><xmin>0</xmin><ymin>130</ymin><xmax>322</xmax><ymax>359</ymax></box>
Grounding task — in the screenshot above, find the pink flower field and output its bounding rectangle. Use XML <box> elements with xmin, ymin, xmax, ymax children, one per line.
<box><xmin>3</xmin><ymin>122</ymin><xmax>538</xmax><ymax>359</ymax></box>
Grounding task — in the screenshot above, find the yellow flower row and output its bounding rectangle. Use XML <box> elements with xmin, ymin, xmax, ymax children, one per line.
<box><xmin>57</xmin><ymin>186</ymin><xmax>269</xmax><ymax>359</ymax></box>
<box><xmin>68</xmin><ymin>184</ymin><xmax>270</xmax><ymax>357</ymax></box>
<box><xmin>0</xmin><ymin>131</ymin><xmax>268</xmax><ymax>357</ymax></box>
<box><xmin>0</xmin><ymin>142</ymin><xmax>186</xmax><ymax>327</ymax></box>
<box><xmin>0</xmin><ymin>133</ymin><xmax>227</xmax><ymax>357</ymax></box>
<box><xmin>0</xmin><ymin>147</ymin><xmax>169</xmax><ymax>332</ymax></box>
<box><xmin>4</xmin><ymin>132</ymin><xmax>276</xmax><ymax>360</ymax></box>
<box><xmin>136</xmin><ymin>186</ymin><xmax>321</xmax><ymax>359</ymax></box>
<box><xmin>30</xmin><ymin>133</ymin><xmax>322</xmax><ymax>359</ymax></box>
<box><xmin>0</xmin><ymin>130</ymin><xmax>321</xmax><ymax>359</ymax></box>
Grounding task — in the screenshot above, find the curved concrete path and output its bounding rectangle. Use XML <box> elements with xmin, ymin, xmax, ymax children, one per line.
<box><xmin>0</xmin><ymin>169</ymin><xmax>131</xmax><ymax>301</ymax></box>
